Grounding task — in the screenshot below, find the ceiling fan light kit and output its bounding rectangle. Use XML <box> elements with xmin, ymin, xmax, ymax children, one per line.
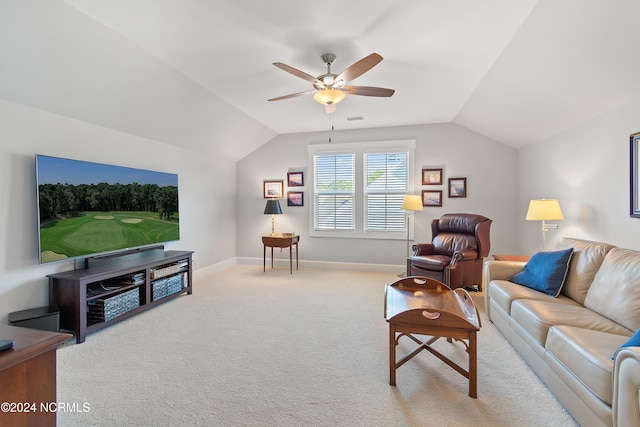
<box><xmin>268</xmin><ymin>52</ymin><xmax>394</xmax><ymax>112</ymax></box>
<box><xmin>313</xmin><ymin>88</ymin><xmax>346</xmax><ymax>105</ymax></box>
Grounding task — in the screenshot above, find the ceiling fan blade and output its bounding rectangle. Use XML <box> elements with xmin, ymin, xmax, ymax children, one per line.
<box><xmin>273</xmin><ymin>62</ymin><xmax>318</xmax><ymax>84</ymax></box>
<box><xmin>268</xmin><ymin>90</ymin><xmax>316</xmax><ymax>102</ymax></box>
<box><xmin>337</xmin><ymin>53</ymin><xmax>383</xmax><ymax>83</ymax></box>
<box><xmin>343</xmin><ymin>86</ymin><xmax>395</xmax><ymax>97</ymax></box>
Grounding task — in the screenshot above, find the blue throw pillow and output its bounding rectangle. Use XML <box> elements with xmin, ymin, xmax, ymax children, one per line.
<box><xmin>508</xmin><ymin>248</ymin><xmax>574</xmax><ymax>297</ymax></box>
<box><xmin>612</xmin><ymin>329</ymin><xmax>640</xmax><ymax>360</ymax></box>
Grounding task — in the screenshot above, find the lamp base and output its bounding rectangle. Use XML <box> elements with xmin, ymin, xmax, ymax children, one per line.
<box><xmin>271</xmin><ymin>214</ymin><xmax>276</xmax><ymax>236</ymax></box>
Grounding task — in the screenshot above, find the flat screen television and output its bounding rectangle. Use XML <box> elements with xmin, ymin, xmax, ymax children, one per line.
<box><xmin>36</xmin><ymin>154</ymin><xmax>180</xmax><ymax>264</ymax></box>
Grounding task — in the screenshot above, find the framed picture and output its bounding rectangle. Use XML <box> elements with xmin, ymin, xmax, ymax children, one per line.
<box><xmin>631</xmin><ymin>132</ymin><xmax>640</xmax><ymax>217</ymax></box>
<box><xmin>263</xmin><ymin>180</ymin><xmax>284</xmax><ymax>198</ymax></box>
<box><xmin>287</xmin><ymin>171</ymin><xmax>304</xmax><ymax>187</ymax></box>
<box><xmin>448</xmin><ymin>177</ymin><xmax>467</xmax><ymax>198</ymax></box>
<box><xmin>422</xmin><ymin>190</ymin><xmax>442</xmax><ymax>207</ymax></box>
<box><xmin>422</xmin><ymin>168</ymin><xmax>443</xmax><ymax>185</ymax></box>
<box><xmin>287</xmin><ymin>191</ymin><xmax>304</xmax><ymax>207</ymax></box>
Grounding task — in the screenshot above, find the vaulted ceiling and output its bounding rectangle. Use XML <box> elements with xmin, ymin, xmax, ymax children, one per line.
<box><xmin>5</xmin><ymin>1</ymin><xmax>640</xmax><ymax>160</ymax></box>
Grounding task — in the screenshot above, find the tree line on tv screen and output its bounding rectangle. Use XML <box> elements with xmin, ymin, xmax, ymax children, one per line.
<box><xmin>38</xmin><ymin>183</ymin><xmax>179</xmax><ymax>221</ymax></box>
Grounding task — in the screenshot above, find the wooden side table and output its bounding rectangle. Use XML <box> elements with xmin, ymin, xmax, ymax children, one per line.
<box><xmin>492</xmin><ymin>254</ymin><xmax>531</xmax><ymax>262</ymax></box>
<box><xmin>262</xmin><ymin>234</ymin><xmax>300</xmax><ymax>274</ymax></box>
<box><xmin>0</xmin><ymin>325</ymin><xmax>71</xmax><ymax>426</ymax></box>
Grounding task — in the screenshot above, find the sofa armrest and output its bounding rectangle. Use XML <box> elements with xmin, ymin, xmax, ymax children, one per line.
<box><xmin>451</xmin><ymin>249</ymin><xmax>477</xmax><ymax>265</ymax></box>
<box><xmin>484</xmin><ymin>260</ymin><xmax>526</xmax><ymax>282</ymax></box>
<box><xmin>412</xmin><ymin>243</ymin><xmax>435</xmax><ymax>256</ymax></box>
<box><xmin>613</xmin><ymin>347</ymin><xmax>640</xmax><ymax>427</ymax></box>
<box><xmin>484</xmin><ymin>261</ymin><xmax>526</xmax><ymax>317</ymax></box>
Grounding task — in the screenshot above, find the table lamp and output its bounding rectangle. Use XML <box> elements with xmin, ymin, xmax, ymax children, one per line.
<box><xmin>264</xmin><ymin>199</ymin><xmax>282</xmax><ymax>236</ymax></box>
<box><xmin>401</xmin><ymin>195</ymin><xmax>424</xmax><ymax>258</ymax></box>
<box><xmin>526</xmin><ymin>199</ymin><xmax>563</xmax><ymax>250</ymax></box>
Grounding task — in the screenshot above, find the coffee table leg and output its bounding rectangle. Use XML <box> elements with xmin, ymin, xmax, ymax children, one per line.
<box><xmin>389</xmin><ymin>325</ymin><xmax>397</xmax><ymax>386</ymax></box>
<box><xmin>469</xmin><ymin>331</ymin><xmax>477</xmax><ymax>398</ymax></box>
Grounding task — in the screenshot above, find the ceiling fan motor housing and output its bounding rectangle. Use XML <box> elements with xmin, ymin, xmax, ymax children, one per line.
<box><xmin>314</xmin><ymin>53</ymin><xmax>343</xmax><ymax>89</ymax></box>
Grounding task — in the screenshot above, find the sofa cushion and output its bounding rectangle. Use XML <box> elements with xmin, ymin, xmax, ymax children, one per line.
<box><xmin>437</xmin><ymin>213</ymin><xmax>485</xmax><ymax>234</ymax></box>
<box><xmin>488</xmin><ymin>279</ymin><xmax>579</xmax><ymax>316</ymax></box>
<box><xmin>546</xmin><ymin>326</ymin><xmax>630</xmax><ymax>406</ymax></box>
<box><xmin>584</xmin><ymin>248</ymin><xmax>640</xmax><ymax>331</ymax></box>
<box><xmin>508</xmin><ymin>248</ymin><xmax>573</xmax><ymax>297</ymax></box>
<box><xmin>555</xmin><ymin>238</ymin><xmax>616</xmax><ymax>304</ymax></box>
<box><xmin>511</xmin><ymin>299</ymin><xmax>631</xmax><ymax>347</ymax></box>
<box><xmin>409</xmin><ymin>254</ymin><xmax>451</xmax><ymax>271</ymax></box>
<box><xmin>432</xmin><ymin>233</ymin><xmax>477</xmax><ymax>256</ymax></box>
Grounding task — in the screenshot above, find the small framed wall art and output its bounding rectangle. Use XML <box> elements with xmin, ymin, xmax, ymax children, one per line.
<box><xmin>263</xmin><ymin>180</ymin><xmax>284</xmax><ymax>198</ymax></box>
<box><xmin>287</xmin><ymin>172</ymin><xmax>304</xmax><ymax>187</ymax></box>
<box><xmin>422</xmin><ymin>190</ymin><xmax>442</xmax><ymax>207</ymax></box>
<box><xmin>422</xmin><ymin>168</ymin><xmax>443</xmax><ymax>185</ymax></box>
<box><xmin>287</xmin><ymin>191</ymin><xmax>304</xmax><ymax>207</ymax></box>
<box><xmin>448</xmin><ymin>177</ymin><xmax>467</xmax><ymax>198</ymax></box>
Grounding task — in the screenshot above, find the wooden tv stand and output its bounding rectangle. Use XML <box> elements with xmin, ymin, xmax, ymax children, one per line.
<box><xmin>48</xmin><ymin>249</ymin><xmax>193</xmax><ymax>343</ymax></box>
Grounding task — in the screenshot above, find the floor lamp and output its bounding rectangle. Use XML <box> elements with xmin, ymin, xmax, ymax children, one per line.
<box><xmin>526</xmin><ymin>199</ymin><xmax>563</xmax><ymax>250</ymax></box>
<box><xmin>399</xmin><ymin>195</ymin><xmax>423</xmax><ymax>277</ymax></box>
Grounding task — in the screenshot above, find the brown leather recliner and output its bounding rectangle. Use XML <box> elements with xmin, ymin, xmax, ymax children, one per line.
<box><xmin>406</xmin><ymin>213</ymin><xmax>492</xmax><ymax>291</ymax></box>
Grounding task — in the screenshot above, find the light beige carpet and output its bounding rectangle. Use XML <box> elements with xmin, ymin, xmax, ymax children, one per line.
<box><xmin>57</xmin><ymin>265</ymin><xmax>577</xmax><ymax>426</ymax></box>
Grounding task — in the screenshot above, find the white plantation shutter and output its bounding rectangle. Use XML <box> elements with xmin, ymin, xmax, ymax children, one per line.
<box><xmin>309</xmin><ymin>140</ymin><xmax>414</xmax><ymax>239</ymax></box>
<box><xmin>314</xmin><ymin>153</ymin><xmax>355</xmax><ymax>230</ymax></box>
<box><xmin>364</xmin><ymin>152</ymin><xmax>408</xmax><ymax>231</ymax></box>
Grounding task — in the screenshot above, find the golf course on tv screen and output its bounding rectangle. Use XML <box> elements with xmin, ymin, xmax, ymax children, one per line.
<box><xmin>36</xmin><ymin>155</ymin><xmax>180</xmax><ymax>264</ymax></box>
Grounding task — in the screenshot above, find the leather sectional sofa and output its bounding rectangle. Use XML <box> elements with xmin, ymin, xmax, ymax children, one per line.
<box><xmin>484</xmin><ymin>237</ymin><xmax>640</xmax><ymax>427</ymax></box>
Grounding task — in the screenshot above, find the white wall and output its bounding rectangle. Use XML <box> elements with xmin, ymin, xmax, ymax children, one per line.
<box><xmin>0</xmin><ymin>1</ymin><xmax>277</xmax><ymax>322</ymax></box>
<box><xmin>0</xmin><ymin>99</ymin><xmax>237</xmax><ymax>323</ymax></box>
<box><xmin>237</xmin><ymin>123</ymin><xmax>519</xmax><ymax>270</ymax></box>
<box><xmin>518</xmin><ymin>100</ymin><xmax>640</xmax><ymax>253</ymax></box>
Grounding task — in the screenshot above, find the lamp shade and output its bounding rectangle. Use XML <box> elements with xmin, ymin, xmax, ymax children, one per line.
<box><xmin>526</xmin><ymin>199</ymin><xmax>563</xmax><ymax>221</ymax></box>
<box><xmin>401</xmin><ymin>194</ymin><xmax>423</xmax><ymax>211</ymax></box>
<box><xmin>264</xmin><ymin>199</ymin><xmax>282</xmax><ymax>215</ymax></box>
<box><xmin>313</xmin><ymin>88</ymin><xmax>347</xmax><ymax>105</ymax></box>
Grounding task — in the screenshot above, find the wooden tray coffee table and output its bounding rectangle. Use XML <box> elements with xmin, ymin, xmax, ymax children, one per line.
<box><xmin>384</xmin><ymin>276</ymin><xmax>481</xmax><ymax>397</ymax></box>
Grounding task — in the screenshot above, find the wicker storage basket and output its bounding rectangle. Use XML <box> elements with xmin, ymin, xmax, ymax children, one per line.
<box><xmin>152</xmin><ymin>272</ymin><xmax>186</xmax><ymax>301</ymax></box>
<box><xmin>88</xmin><ymin>288</ymin><xmax>140</xmax><ymax>323</ymax></box>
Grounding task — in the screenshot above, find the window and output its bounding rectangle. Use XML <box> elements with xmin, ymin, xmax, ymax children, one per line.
<box><xmin>309</xmin><ymin>140</ymin><xmax>415</xmax><ymax>239</ymax></box>
<box><xmin>364</xmin><ymin>152</ymin><xmax>408</xmax><ymax>231</ymax></box>
<box><xmin>314</xmin><ymin>153</ymin><xmax>355</xmax><ymax>230</ymax></box>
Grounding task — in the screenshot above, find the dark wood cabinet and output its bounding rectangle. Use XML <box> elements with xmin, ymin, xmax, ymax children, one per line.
<box><xmin>0</xmin><ymin>325</ymin><xmax>71</xmax><ymax>427</ymax></box>
<box><xmin>48</xmin><ymin>249</ymin><xmax>193</xmax><ymax>343</ymax></box>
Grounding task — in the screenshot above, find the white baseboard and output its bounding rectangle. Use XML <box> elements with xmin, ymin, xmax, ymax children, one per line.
<box><xmin>235</xmin><ymin>257</ymin><xmax>402</xmax><ymax>273</ymax></box>
<box><xmin>192</xmin><ymin>257</ymin><xmax>236</xmax><ymax>280</ymax></box>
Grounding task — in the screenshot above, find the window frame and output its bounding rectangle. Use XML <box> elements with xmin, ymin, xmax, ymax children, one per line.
<box><xmin>308</xmin><ymin>139</ymin><xmax>416</xmax><ymax>240</ymax></box>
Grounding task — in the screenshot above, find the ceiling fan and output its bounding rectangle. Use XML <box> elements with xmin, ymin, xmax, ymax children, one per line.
<box><xmin>268</xmin><ymin>52</ymin><xmax>395</xmax><ymax>113</ymax></box>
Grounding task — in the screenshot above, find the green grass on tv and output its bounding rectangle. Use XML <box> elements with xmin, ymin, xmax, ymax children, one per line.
<box><xmin>40</xmin><ymin>211</ymin><xmax>179</xmax><ymax>262</ymax></box>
